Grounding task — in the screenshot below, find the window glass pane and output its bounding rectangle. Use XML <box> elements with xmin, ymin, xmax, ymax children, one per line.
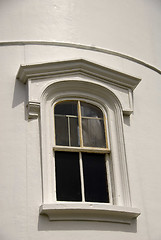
<box><xmin>55</xmin><ymin>151</ymin><xmax>82</xmax><ymax>201</ymax></box>
<box><xmin>55</xmin><ymin>115</ymin><xmax>69</xmax><ymax>146</ymax></box>
<box><xmin>55</xmin><ymin>101</ymin><xmax>78</xmax><ymax>116</ymax></box>
<box><xmin>81</xmin><ymin>102</ymin><xmax>103</xmax><ymax>118</ymax></box>
<box><xmin>82</xmin><ymin>153</ymin><xmax>109</xmax><ymax>203</ymax></box>
<box><xmin>82</xmin><ymin>118</ymin><xmax>106</xmax><ymax>148</ymax></box>
<box><xmin>69</xmin><ymin>117</ymin><xmax>80</xmax><ymax>147</ymax></box>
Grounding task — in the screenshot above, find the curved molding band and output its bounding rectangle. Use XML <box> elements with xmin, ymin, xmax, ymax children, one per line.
<box><xmin>1</xmin><ymin>40</ymin><xmax>161</xmax><ymax>74</ymax></box>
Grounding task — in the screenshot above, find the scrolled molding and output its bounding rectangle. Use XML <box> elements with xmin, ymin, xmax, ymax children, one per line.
<box><xmin>27</xmin><ymin>101</ymin><xmax>40</xmax><ymax>119</ymax></box>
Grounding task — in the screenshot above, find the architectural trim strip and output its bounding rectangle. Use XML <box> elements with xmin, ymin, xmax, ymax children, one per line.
<box><xmin>1</xmin><ymin>40</ymin><xmax>161</xmax><ymax>74</ymax></box>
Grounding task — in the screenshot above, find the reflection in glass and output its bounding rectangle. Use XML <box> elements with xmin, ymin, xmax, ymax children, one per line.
<box><xmin>55</xmin><ymin>101</ymin><xmax>77</xmax><ymax>116</ymax></box>
<box><xmin>81</xmin><ymin>102</ymin><xmax>103</xmax><ymax>118</ymax></box>
<box><xmin>82</xmin><ymin>118</ymin><xmax>106</xmax><ymax>148</ymax></box>
<box><xmin>70</xmin><ymin>117</ymin><xmax>80</xmax><ymax>147</ymax></box>
<box><xmin>55</xmin><ymin>115</ymin><xmax>69</xmax><ymax>146</ymax></box>
<box><xmin>54</xmin><ymin>100</ymin><xmax>107</xmax><ymax>148</ymax></box>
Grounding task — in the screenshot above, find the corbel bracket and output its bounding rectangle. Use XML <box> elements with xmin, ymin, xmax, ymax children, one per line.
<box><xmin>27</xmin><ymin>101</ymin><xmax>40</xmax><ymax>119</ymax></box>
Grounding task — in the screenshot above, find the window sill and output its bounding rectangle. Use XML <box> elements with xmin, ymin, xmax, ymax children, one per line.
<box><xmin>39</xmin><ymin>203</ymin><xmax>140</xmax><ymax>224</ymax></box>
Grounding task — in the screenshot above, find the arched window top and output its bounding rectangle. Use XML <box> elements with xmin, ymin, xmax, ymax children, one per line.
<box><xmin>54</xmin><ymin>100</ymin><xmax>107</xmax><ymax>149</ymax></box>
<box><xmin>55</xmin><ymin>100</ymin><xmax>103</xmax><ymax>118</ymax></box>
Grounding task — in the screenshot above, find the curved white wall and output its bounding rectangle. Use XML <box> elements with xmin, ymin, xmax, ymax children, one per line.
<box><xmin>0</xmin><ymin>0</ymin><xmax>161</xmax><ymax>68</ymax></box>
<box><xmin>0</xmin><ymin>1</ymin><xmax>161</xmax><ymax>240</ymax></box>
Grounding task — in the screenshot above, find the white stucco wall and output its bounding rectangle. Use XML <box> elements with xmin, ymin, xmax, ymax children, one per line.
<box><xmin>0</xmin><ymin>1</ymin><xmax>161</xmax><ymax>240</ymax></box>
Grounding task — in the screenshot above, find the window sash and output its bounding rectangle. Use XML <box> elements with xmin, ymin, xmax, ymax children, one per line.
<box><xmin>55</xmin><ymin>151</ymin><xmax>110</xmax><ymax>203</ymax></box>
<box><xmin>54</xmin><ymin>100</ymin><xmax>109</xmax><ymax>149</ymax></box>
<box><xmin>53</xmin><ymin>100</ymin><xmax>111</xmax><ymax>204</ymax></box>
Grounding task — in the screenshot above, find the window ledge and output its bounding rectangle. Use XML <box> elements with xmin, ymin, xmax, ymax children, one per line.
<box><xmin>39</xmin><ymin>203</ymin><xmax>140</xmax><ymax>224</ymax></box>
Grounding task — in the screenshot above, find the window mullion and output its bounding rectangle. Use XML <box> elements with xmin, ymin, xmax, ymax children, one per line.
<box><xmin>79</xmin><ymin>152</ymin><xmax>85</xmax><ymax>202</ymax></box>
<box><xmin>78</xmin><ymin>101</ymin><xmax>83</xmax><ymax>147</ymax></box>
<box><xmin>67</xmin><ymin>116</ymin><xmax>71</xmax><ymax>146</ymax></box>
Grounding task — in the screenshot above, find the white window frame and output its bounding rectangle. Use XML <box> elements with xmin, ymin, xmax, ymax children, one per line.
<box><xmin>53</xmin><ymin>98</ymin><xmax>112</xmax><ymax>204</ymax></box>
<box><xmin>17</xmin><ymin>59</ymin><xmax>141</xmax><ymax>224</ymax></box>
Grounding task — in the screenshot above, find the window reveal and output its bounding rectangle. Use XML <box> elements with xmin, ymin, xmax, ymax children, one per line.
<box><xmin>54</xmin><ymin>100</ymin><xmax>109</xmax><ymax>203</ymax></box>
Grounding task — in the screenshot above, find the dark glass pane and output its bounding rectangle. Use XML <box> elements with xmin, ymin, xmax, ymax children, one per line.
<box><xmin>55</xmin><ymin>115</ymin><xmax>69</xmax><ymax>146</ymax></box>
<box><xmin>55</xmin><ymin>101</ymin><xmax>78</xmax><ymax>116</ymax></box>
<box><xmin>70</xmin><ymin>117</ymin><xmax>80</xmax><ymax>147</ymax></box>
<box><xmin>55</xmin><ymin>151</ymin><xmax>82</xmax><ymax>201</ymax></box>
<box><xmin>81</xmin><ymin>102</ymin><xmax>103</xmax><ymax>118</ymax></box>
<box><xmin>82</xmin><ymin>118</ymin><xmax>106</xmax><ymax>148</ymax></box>
<box><xmin>82</xmin><ymin>153</ymin><xmax>109</xmax><ymax>203</ymax></box>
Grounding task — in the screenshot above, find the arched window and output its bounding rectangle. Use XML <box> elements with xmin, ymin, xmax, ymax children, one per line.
<box><xmin>54</xmin><ymin>100</ymin><xmax>110</xmax><ymax>203</ymax></box>
<box><xmin>17</xmin><ymin>59</ymin><xmax>141</xmax><ymax>223</ymax></box>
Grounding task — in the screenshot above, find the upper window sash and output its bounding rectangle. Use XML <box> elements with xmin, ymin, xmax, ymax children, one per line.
<box><xmin>54</xmin><ymin>100</ymin><xmax>109</xmax><ymax>150</ymax></box>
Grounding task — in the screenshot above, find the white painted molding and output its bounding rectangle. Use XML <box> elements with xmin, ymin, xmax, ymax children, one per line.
<box><xmin>17</xmin><ymin>59</ymin><xmax>140</xmax><ymax>88</ymax></box>
<box><xmin>39</xmin><ymin>80</ymin><xmax>132</xmax><ymax>207</ymax></box>
<box><xmin>17</xmin><ymin>59</ymin><xmax>141</xmax><ymax>116</ymax></box>
<box><xmin>39</xmin><ymin>203</ymin><xmax>140</xmax><ymax>224</ymax></box>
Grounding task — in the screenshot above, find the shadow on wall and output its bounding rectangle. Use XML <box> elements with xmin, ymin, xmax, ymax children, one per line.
<box><xmin>12</xmin><ymin>78</ymin><xmax>27</xmax><ymax>120</ymax></box>
<box><xmin>123</xmin><ymin>115</ymin><xmax>131</xmax><ymax>126</ymax></box>
<box><xmin>38</xmin><ymin>215</ymin><xmax>137</xmax><ymax>233</ymax></box>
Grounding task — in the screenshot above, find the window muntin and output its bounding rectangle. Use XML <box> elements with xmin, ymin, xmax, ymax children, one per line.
<box><xmin>54</xmin><ymin>100</ymin><xmax>110</xmax><ymax>203</ymax></box>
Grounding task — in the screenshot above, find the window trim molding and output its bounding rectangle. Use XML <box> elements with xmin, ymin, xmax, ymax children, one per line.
<box><xmin>17</xmin><ymin>59</ymin><xmax>141</xmax><ymax>118</ymax></box>
<box><xmin>17</xmin><ymin>59</ymin><xmax>141</xmax><ymax>223</ymax></box>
